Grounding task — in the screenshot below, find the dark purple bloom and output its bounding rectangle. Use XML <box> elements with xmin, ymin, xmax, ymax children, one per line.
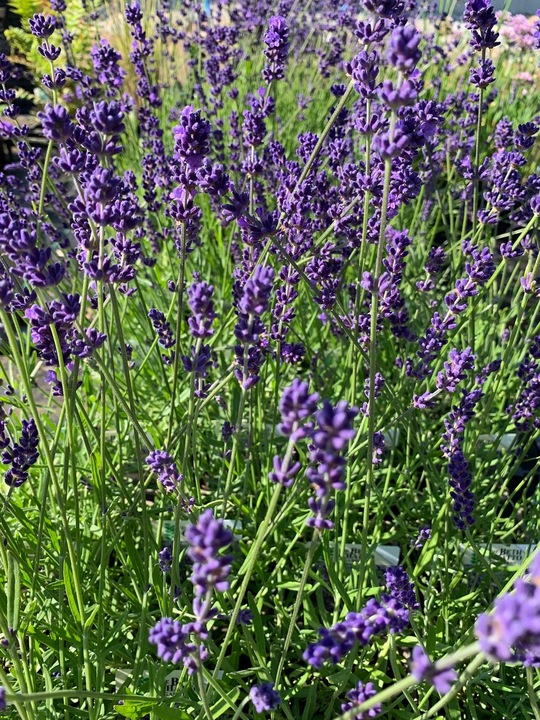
<box><xmin>387</xmin><ymin>25</ymin><xmax>422</xmax><ymax>75</ymax></box>
<box><xmin>0</xmin><ymin>687</ymin><xmax>5</xmax><ymax>711</ymax></box>
<box><xmin>440</xmin><ymin>384</ymin><xmax>484</xmax><ymax>529</ymax></box>
<box><xmin>91</xmin><ymin>40</ymin><xmax>126</xmax><ymax>91</ymax></box>
<box><xmin>306</xmin><ymin>401</ymin><xmax>358</xmax><ymax>530</ymax></box>
<box><xmin>277</xmin><ymin>379</ymin><xmax>319</xmax><ymax>441</ymax></box>
<box><xmin>411</xmin><ymin>646</ymin><xmax>457</xmax><ymax>693</ymax></box>
<box><xmin>181</xmin><ymin>344</ymin><xmax>212</xmax><ymax>377</ymax></box>
<box><xmin>91</xmin><ymin>101</ymin><xmax>125</xmax><ymax>135</ymax></box>
<box><xmin>355</xmin><ymin>19</ymin><xmax>391</xmax><ymax>44</ymax></box>
<box><xmin>37</xmin><ymin>104</ymin><xmax>74</xmax><ymax>142</ymax></box>
<box><xmin>42</xmin><ymin>68</ymin><xmax>66</xmax><ymax>89</ymax></box>
<box><xmin>173</xmin><ymin>106</ymin><xmax>211</xmax><ymax>170</ymax></box>
<box><xmin>262</xmin><ymin>16</ymin><xmax>289</xmax><ymax>83</ymax></box>
<box><xmin>412</xmin><ymin>525</ymin><xmax>431</xmax><ymax>549</ymax></box>
<box><xmin>470</xmin><ymin>59</ymin><xmax>495</xmax><ymax>89</ymax></box>
<box><xmin>187</xmin><ymin>281</ymin><xmax>216</xmax><ymax>339</ymax></box>
<box><xmin>250</xmin><ymin>683</ymin><xmax>281</xmax><ymax>713</ymax></box>
<box><xmin>238</xmin><ymin>266</ymin><xmax>274</xmax><ymax>316</ymax></box>
<box><xmin>385</xmin><ymin>566</ymin><xmax>419</xmax><ymax>610</ymax></box>
<box><xmin>29</xmin><ymin>13</ymin><xmax>56</xmax><ymax>38</ymax></box>
<box><xmin>146</xmin><ymin>449</ymin><xmax>182</xmax><ymax>492</ymax></box>
<box><xmin>341</xmin><ymin>681</ymin><xmax>382</xmax><ymax>719</ymax></box>
<box><xmin>303</xmin><ymin>596</ymin><xmax>409</xmax><ymax>667</ymax></box>
<box><xmin>125</xmin><ymin>1</ymin><xmax>143</xmax><ymax>26</ymax></box>
<box><xmin>475</xmin><ymin>554</ymin><xmax>540</xmax><ymax>663</ymax></box>
<box><xmin>463</xmin><ymin>0</ymin><xmax>500</xmax><ymax>51</ymax></box>
<box><xmin>436</xmin><ymin>348</ymin><xmax>475</xmax><ymax>393</ymax></box>
<box><xmin>379</xmin><ymin>79</ymin><xmax>418</xmax><ymax>108</ymax></box>
<box><xmin>185</xmin><ymin>509</ymin><xmax>233</xmax><ymax>597</ymax></box>
<box><xmin>2</xmin><ymin>418</ymin><xmax>39</xmax><ymax>487</ymax></box>
<box><xmin>159</xmin><ymin>547</ymin><xmax>172</xmax><ymax>572</ymax></box>
<box><xmin>149</xmin><ymin>618</ymin><xmax>196</xmax><ymax>665</ymax></box>
<box><xmin>236</xmin><ymin>609</ymin><xmax>254</xmax><ymax>625</ymax></box>
<box><xmin>364</xmin><ymin>0</ymin><xmax>404</xmax><ymax>18</ymax></box>
<box><xmin>148</xmin><ymin>309</ymin><xmax>175</xmax><ymax>349</ymax></box>
<box><xmin>38</xmin><ymin>43</ymin><xmax>62</xmax><ymax>62</ymax></box>
<box><xmin>344</xmin><ymin>50</ymin><xmax>380</xmax><ymax>99</ymax></box>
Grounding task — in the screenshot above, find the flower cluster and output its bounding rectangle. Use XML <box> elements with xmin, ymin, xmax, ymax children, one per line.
<box><xmin>341</xmin><ymin>681</ymin><xmax>382</xmax><ymax>720</ymax></box>
<box><xmin>263</xmin><ymin>16</ymin><xmax>290</xmax><ymax>84</ymax></box>
<box><xmin>181</xmin><ymin>280</ymin><xmax>217</xmax><ymax>388</ymax></box>
<box><xmin>304</xmin><ymin>594</ymin><xmax>409</xmax><ymax>668</ymax></box>
<box><xmin>234</xmin><ymin>265</ymin><xmax>274</xmax><ymax>390</ymax></box>
<box><xmin>2</xmin><ymin>419</ymin><xmax>39</xmax><ymax>487</ymax></box>
<box><xmin>150</xmin><ymin>510</ymin><xmax>233</xmax><ymax>673</ymax></box>
<box><xmin>249</xmin><ymin>683</ymin><xmax>282</xmax><ymax>713</ymax></box>
<box><xmin>270</xmin><ymin>379</ymin><xmax>319</xmax><ymax>487</ymax></box>
<box><xmin>146</xmin><ymin>449</ymin><xmax>182</xmax><ymax>493</ymax></box>
<box><xmin>475</xmin><ymin>553</ymin><xmax>540</xmax><ymax>664</ymax></box>
<box><xmin>305</xmin><ymin>401</ymin><xmax>358</xmax><ymax>530</ymax></box>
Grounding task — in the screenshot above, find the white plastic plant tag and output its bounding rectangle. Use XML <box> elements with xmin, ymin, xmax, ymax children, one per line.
<box><xmin>340</xmin><ymin>544</ymin><xmax>400</xmax><ymax>569</ymax></box>
<box><xmin>461</xmin><ymin>544</ymin><xmax>536</xmax><ymax>567</ymax></box>
<box><xmin>164</xmin><ymin>669</ymin><xmax>182</xmax><ymax>696</ymax></box>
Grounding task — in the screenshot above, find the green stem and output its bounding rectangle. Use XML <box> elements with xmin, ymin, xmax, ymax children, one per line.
<box><xmin>167</xmin><ymin>222</ymin><xmax>188</xmax><ymax>447</ymax></box>
<box><xmin>210</xmin><ymin>484</ymin><xmax>284</xmax><ymax>687</ymax></box>
<box><xmin>357</xmin><ymin>152</ymin><xmax>393</xmax><ymax>600</ymax></box>
<box><xmin>275</xmin><ymin>531</ymin><xmax>319</xmax><ymax>690</ymax></box>
<box><xmin>331</xmin><ymin>642</ymin><xmax>481</xmax><ymax>720</ymax></box>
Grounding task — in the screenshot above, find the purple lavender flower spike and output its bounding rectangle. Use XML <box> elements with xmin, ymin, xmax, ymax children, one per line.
<box><xmin>2</xmin><ymin>419</ymin><xmax>39</xmax><ymax>487</ymax></box>
<box><xmin>341</xmin><ymin>681</ymin><xmax>382</xmax><ymax>719</ymax></box>
<box><xmin>464</xmin><ymin>0</ymin><xmax>500</xmax><ymax>51</ymax></box>
<box><xmin>238</xmin><ymin>266</ymin><xmax>274</xmax><ymax>316</ymax></box>
<box><xmin>148</xmin><ymin>309</ymin><xmax>175</xmax><ymax>349</ymax></box>
<box><xmin>185</xmin><ymin>509</ymin><xmax>234</xmax><ymax>597</ymax></box>
<box><xmin>475</xmin><ymin>554</ymin><xmax>540</xmax><ymax>663</ymax></box>
<box><xmin>149</xmin><ymin>618</ymin><xmax>195</xmax><ymax>665</ymax></box>
<box><xmin>146</xmin><ymin>450</ymin><xmax>182</xmax><ymax>492</ymax></box>
<box><xmin>470</xmin><ymin>59</ymin><xmax>496</xmax><ymax>89</ymax></box>
<box><xmin>411</xmin><ymin>646</ymin><xmax>457</xmax><ymax>693</ymax></box>
<box><xmin>233</xmin><ymin>266</ymin><xmax>274</xmax><ymax>389</ymax></box>
<box><xmin>150</xmin><ymin>511</ymin><xmax>233</xmax><ymax>674</ymax></box>
<box><xmin>187</xmin><ymin>281</ymin><xmax>216</xmax><ymax>339</ymax></box>
<box><xmin>29</xmin><ymin>14</ymin><xmax>56</xmax><ymax>38</ymax></box>
<box><xmin>437</xmin><ymin>348</ymin><xmax>476</xmax><ymax>393</ymax></box>
<box><xmin>277</xmin><ymin>379</ymin><xmax>319</xmax><ymax>441</ymax></box>
<box><xmin>158</xmin><ymin>547</ymin><xmax>172</xmax><ymax>573</ymax></box>
<box><xmin>249</xmin><ymin>683</ymin><xmax>281</xmax><ymax>713</ymax></box>
<box><xmin>173</xmin><ymin>106</ymin><xmax>211</xmax><ymax>170</ymax></box>
<box><xmin>364</xmin><ymin>0</ymin><xmax>404</xmax><ymax>18</ymax></box>
<box><xmin>262</xmin><ymin>16</ymin><xmax>289</xmax><ymax>83</ymax></box>
<box><xmin>385</xmin><ymin>566</ymin><xmax>419</xmax><ymax>610</ymax></box>
<box><xmin>387</xmin><ymin>25</ymin><xmax>422</xmax><ymax>75</ymax></box>
<box><xmin>304</xmin><ymin>595</ymin><xmax>409</xmax><ymax>667</ymax></box>
<box><xmin>306</xmin><ymin>400</ymin><xmax>358</xmax><ymax>529</ymax></box>
<box><xmin>37</xmin><ymin>104</ymin><xmax>74</xmax><ymax>142</ymax></box>
<box><xmin>412</xmin><ymin>525</ymin><xmax>431</xmax><ymax>549</ymax></box>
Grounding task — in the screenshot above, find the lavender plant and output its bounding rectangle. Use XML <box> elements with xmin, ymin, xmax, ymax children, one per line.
<box><xmin>0</xmin><ymin>0</ymin><xmax>539</xmax><ymax>718</ymax></box>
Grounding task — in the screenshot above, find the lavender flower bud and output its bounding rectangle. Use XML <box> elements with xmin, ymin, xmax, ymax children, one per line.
<box><xmin>387</xmin><ymin>25</ymin><xmax>422</xmax><ymax>75</ymax></box>
<box><xmin>250</xmin><ymin>683</ymin><xmax>281</xmax><ymax>712</ymax></box>
<box><xmin>341</xmin><ymin>681</ymin><xmax>382</xmax><ymax>719</ymax></box>
<box><xmin>262</xmin><ymin>16</ymin><xmax>289</xmax><ymax>83</ymax></box>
